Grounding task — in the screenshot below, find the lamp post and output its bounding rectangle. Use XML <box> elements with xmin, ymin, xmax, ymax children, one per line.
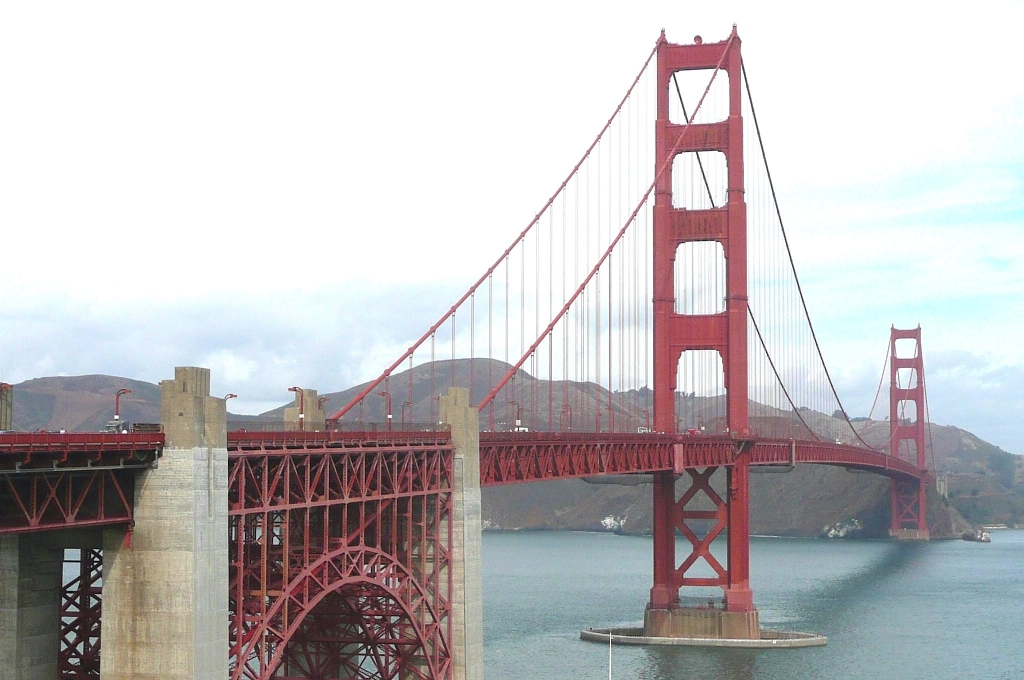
<box><xmin>509</xmin><ymin>400</ymin><xmax>522</xmax><ymax>431</ymax></box>
<box><xmin>289</xmin><ymin>386</ymin><xmax>305</xmax><ymax>431</ymax></box>
<box><xmin>560</xmin><ymin>402</ymin><xmax>573</xmax><ymax>432</ymax></box>
<box><xmin>114</xmin><ymin>388</ymin><xmax>132</xmax><ymax>423</ymax></box>
<box><xmin>224</xmin><ymin>393</ymin><xmax>237</xmax><ymax>401</ymax></box>
<box><xmin>378</xmin><ymin>391</ymin><xmax>392</xmax><ymax>432</ymax></box>
<box><xmin>401</xmin><ymin>401</ymin><xmax>413</xmax><ymax>430</ymax></box>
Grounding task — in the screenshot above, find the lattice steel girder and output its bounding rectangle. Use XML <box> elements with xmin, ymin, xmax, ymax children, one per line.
<box><xmin>479</xmin><ymin>434</ymin><xmax>929</xmax><ymax>486</ymax></box>
<box><xmin>479</xmin><ymin>432</ymin><xmax>682</xmax><ymax>485</ymax></box>
<box><xmin>747</xmin><ymin>440</ymin><xmax>926</xmax><ymax>480</ymax></box>
<box><xmin>0</xmin><ymin>469</ymin><xmax>133</xmax><ymax>534</ymax></box>
<box><xmin>228</xmin><ymin>438</ymin><xmax>454</xmax><ymax>680</ymax></box>
<box><xmin>59</xmin><ymin>548</ymin><xmax>102</xmax><ymax>679</ymax></box>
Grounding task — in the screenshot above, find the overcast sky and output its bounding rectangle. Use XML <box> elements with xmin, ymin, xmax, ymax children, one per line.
<box><xmin>2</xmin><ymin>2</ymin><xmax>1022</xmax><ymax>453</ymax></box>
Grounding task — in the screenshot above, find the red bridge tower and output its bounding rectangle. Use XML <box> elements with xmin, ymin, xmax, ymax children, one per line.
<box><xmin>889</xmin><ymin>326</ymin><xmax>930</xmax><ymax>539</ymax></box>
<box><xmin>648</xmin><ymin>27</ymin><xmax>758</xmax><ymax>639</ymax></box>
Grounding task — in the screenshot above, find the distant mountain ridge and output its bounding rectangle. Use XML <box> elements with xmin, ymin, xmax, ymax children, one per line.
<box><xmin>9</xmin><ymin>375</ymin><xmax>160</xmax><ymax>432</ymax></box>
<box><xmin>8</xmin><ymin>363</ymin><xmax>1021</xmax><ymax>534</ymax></box>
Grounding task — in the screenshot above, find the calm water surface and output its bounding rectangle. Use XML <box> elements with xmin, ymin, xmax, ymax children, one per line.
<box><xmin>482</xmin><ymin>530</ymin><xmax>1024</xmax><ymax>679</ymax></box>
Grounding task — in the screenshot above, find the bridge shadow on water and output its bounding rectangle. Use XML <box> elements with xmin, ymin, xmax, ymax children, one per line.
<box><xmin>631</xmin><ymin>539</ymin><xmax>926</xmax><ymax>680</ymax></box>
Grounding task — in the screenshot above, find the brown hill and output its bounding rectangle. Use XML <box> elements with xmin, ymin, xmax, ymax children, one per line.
<box><xmin>9</xmin><ymin>363</ymin><xmax>1017</xmax><ymax>535</ymax></box>
<box><xmin>9</xmin><ymin>375</ymin><xmax>161</xmax><ymax>432</ymax></box>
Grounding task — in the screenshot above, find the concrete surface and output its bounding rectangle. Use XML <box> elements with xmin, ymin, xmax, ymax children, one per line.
<box><xmin>581</xmin><ymin>626</ymin><xmax>827</xmax><ymax>648</ymax></box>
<box><xmin>0</xmin><ymin>534</ymin><xmax>62</xmax><ymax>680</ymax></box>
<box><xmin>99</xmin><ymin>367</ymin><xmax>229</xmax><ymax>680</ymax></box>
<box><xmin>440</xmin><ymin>387</ymin><xmax>484</xmax><ymax>680</ymax></box>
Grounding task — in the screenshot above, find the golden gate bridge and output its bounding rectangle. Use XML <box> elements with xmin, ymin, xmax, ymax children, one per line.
<box><xmin>0</xmin><ymin>27</ymin><xmax>932</xmax><ymax>679</ymax></box>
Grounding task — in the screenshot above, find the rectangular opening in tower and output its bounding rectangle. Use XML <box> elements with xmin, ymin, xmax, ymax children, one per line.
<box><xmin>894</xmin><ymin>337</ymin><xmax>918</xmax><ymax>359</ymax></box>
<box><xmin>672</xmin><ymin>151</ymin><xmax>726</xmax><ymax>210</ymax></box>
<box><xmin>674</xmin><ymin>241</ymin><xmax>726</xmax><ymax>315</ymax></box>
<box><xmin>895</xmin><ymin>367</ymin><xmax>918</xmax><ymax>389</ymax></box>
<box><xmin>895</xmin><ymin>399</ymin><xmax>918</xmax><ymax>425</ymax></box>
<box><xmin>676</xmin><ymin>349</ymin><xmax>725</xmax><ymax>433</ymax></box>
<box><xmin>668</xmin><ymin>69</ymin><xmax>730</xmax><ymax>125</ymax></box>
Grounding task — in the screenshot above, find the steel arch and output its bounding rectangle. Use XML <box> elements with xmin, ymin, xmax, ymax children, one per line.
<box><xmin>231</xmin><ymin>546</ymin><xmax>450</xmax><ymax>680</ymax></box>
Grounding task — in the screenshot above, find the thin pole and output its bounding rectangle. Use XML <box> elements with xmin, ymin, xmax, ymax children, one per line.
<box><xmin>608</xmin><ymin>632</ymin><xmax>612</xmax><ymax>680</ymax></box>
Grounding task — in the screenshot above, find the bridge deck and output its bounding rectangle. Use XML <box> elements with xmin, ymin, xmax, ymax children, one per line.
<box><xmin>477</xmin><ymin>432</ymin><xmax>925</xmax><ymax>486</ymax></box>
<box><xmin>0</xmin><ymin>431</ymin><xmax>164</xmax><ymax>471</ymax></box>
<box><xmin>0</xmin><ymin>431</ymin><xmax>164</xmax><ymax>534</ymax></box>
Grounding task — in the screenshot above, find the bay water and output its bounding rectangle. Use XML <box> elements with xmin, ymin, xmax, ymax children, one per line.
<box><xmin>482</xmin><ymin>530</ymin><xmax>1024</xmax><ymax>679</ymax></box>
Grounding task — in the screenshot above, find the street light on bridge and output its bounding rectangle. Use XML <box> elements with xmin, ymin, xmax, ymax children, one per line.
<box><xmin>509</xmin><ymin>400</ymin><xmax>522</xmax><ymax>431</ymax></box>
<box><xmin>288</xmin><ymin>386</ymin><xmax>305</xmax><ymax>431</ymax></box>
<box><xmin>378</xmin><ymin>391</ymin><xmax>392</xmax><ymax>432</ymax></box>
<box><xmin>114</xmin><ymin>388</ymin><xmax>132</xmax><ymax>424</ymax></box>
<box><xmin>560</xmin><ymin>402</ymin><xmax>573</xmax><ymax>432</ymax></box>
<box><xmin>401</xmin><ymin>401</ymin><xmax>413</xmax><ymax>430</ymax></box>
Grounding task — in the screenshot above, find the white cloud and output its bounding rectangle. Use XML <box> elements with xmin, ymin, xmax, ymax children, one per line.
<box><xmin>1</xmin><ymin>2</ymin><xmax>1022</xmax><ymax>452</ymax></box>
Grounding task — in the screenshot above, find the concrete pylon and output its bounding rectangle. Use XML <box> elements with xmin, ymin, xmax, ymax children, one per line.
<box><xmin>284</xmin><ymin>387</ymin><xmax>326</xmax><ymax>431</ymax></box>
<box><xmin>99</xmin><ymin>367</ymin><xmax>229</xmax><ymax>680</ymax></box>
<box><xmin>439</xmin><ymin>388</ymin><xmax>484</xmax><ymax>680</ymax></box>
<box><xmin>0</xmin><ymin>384</ymin><xmax>12</xmax><ymax>431</ymax></box>
<box><xmin>0</xmin><ymin>534</ymin><xmax>63</xmax><ymax>680</ymax></box>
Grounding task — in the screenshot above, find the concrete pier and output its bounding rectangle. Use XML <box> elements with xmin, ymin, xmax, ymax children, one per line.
<box><xmin>439</xmin><ymin>388</ymin><xmax>484</xmax><ymax>680</ymax></box>
<box><xmin>0</xmin><ymin>534</ymin><xmax>63</xmax><ymax>680</ymax></box>
<box><xmin>99</xmin><ymin>367</ymin><xmax>229</xmax><ymax>680</ymax></box>
<box><xmin>644</xmin><ymin>606</ymin><xmax>760</xmax><ymax>640</ymax></box>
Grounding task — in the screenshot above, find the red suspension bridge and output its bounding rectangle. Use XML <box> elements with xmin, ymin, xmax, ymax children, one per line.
<box><xmin>0</xmin><ymin>27</ymin><xmax>933</xmax><ymax>679</ymax></box>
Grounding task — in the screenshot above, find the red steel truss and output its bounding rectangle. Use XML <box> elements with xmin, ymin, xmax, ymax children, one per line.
<box><xmin>228</xmin><ymin>432</ymin><xmax>454</xmax><ymax>680</ymax></box>
<box><xmin>0</xmin><ymin>470</ymin><xmax>135</xmax><ymax>534</ymax></box>
<box><xmin>478</xmin><ymin>432</ymin><xmax>926</xmax><ymax>485</ymax></box>
<box><xmin>59</xmin><ymin>548</ymin><xmax>103</xmax><ymax>679</ymax></box>
<box><xmin>0</xmin><ymin>431</ymin><xmax>162</xmax><ymax>534</ymax></box>
<box><xmin>479</xmin><ymin>432</ymin><xmax>680</xmax><ymax>485</ymax></box>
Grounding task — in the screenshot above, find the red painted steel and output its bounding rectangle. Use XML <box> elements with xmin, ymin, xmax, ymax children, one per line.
<box><xmin>478</xmin><ymin>434</ymin><xmax>926</xmax><ymax>485</ymax></box>
<box><xmin>59</xmin><ymin>548</ymin><xmax>102</xmax><ymax>679</ymax></box>
<box><xmin>227</xmin><ymin>432</ymin><xmax>454</xmax><ymax>680</ymax></box>
<box><xmin>479</xmin><ymin>432</ymin><xmax>679</xmax><ymax>485</ymax></box>
<box><xmin>0</xmin><ymin>431</ymin><xmax>163</xmax><ymax>470</ymax></box>
<box><xmin>650</xmin><ymin>27</ymin><xmax>754</xmax><ymax>612</ymax></box>
<box><xmin>0</xmin><ymin>431</ymin><xmax>160</xmax><ymax>535</ymax></box>
<box><xmin>0</xmin><ymin>470</ymin><xmax>135</xmax><ymax>535</ymax></box>
<box><xmin>889</xmin><ymin>326</ymin><xmax>929</xmax><ymax>535</ymax></box>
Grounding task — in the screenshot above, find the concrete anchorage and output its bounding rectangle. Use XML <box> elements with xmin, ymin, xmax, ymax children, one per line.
<box><xmin>439</xmin><ymin>388</ymin><xmax>484</xmax><ymax>680</ymax></box>
<box><xmin>99</xmin><ymin>367</ymin><xmax>229</xmax><ymax>680</ymax></box>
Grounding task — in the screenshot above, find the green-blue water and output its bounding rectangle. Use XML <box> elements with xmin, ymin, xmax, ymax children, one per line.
<box><xmin>482</xmin><ymin>530</ymin><xmax>1024</xmax><ymax>679</ymax></box>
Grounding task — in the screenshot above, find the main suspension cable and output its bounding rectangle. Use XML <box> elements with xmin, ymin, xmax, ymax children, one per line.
<box><xmin>741</xmin><ymin>59</ymin><xmax>874</xmax><ymax>450</ymax></box>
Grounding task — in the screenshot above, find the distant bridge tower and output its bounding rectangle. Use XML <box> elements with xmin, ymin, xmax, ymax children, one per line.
<box><xmin>648</xmin><ymin>27</ymin><xmax>758</xmax><ymax>639</ymax></box>
<box><xmin>889</xmin><ymin>326</ymin><xmax>929</xmax><ymax>539</ymax></box>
